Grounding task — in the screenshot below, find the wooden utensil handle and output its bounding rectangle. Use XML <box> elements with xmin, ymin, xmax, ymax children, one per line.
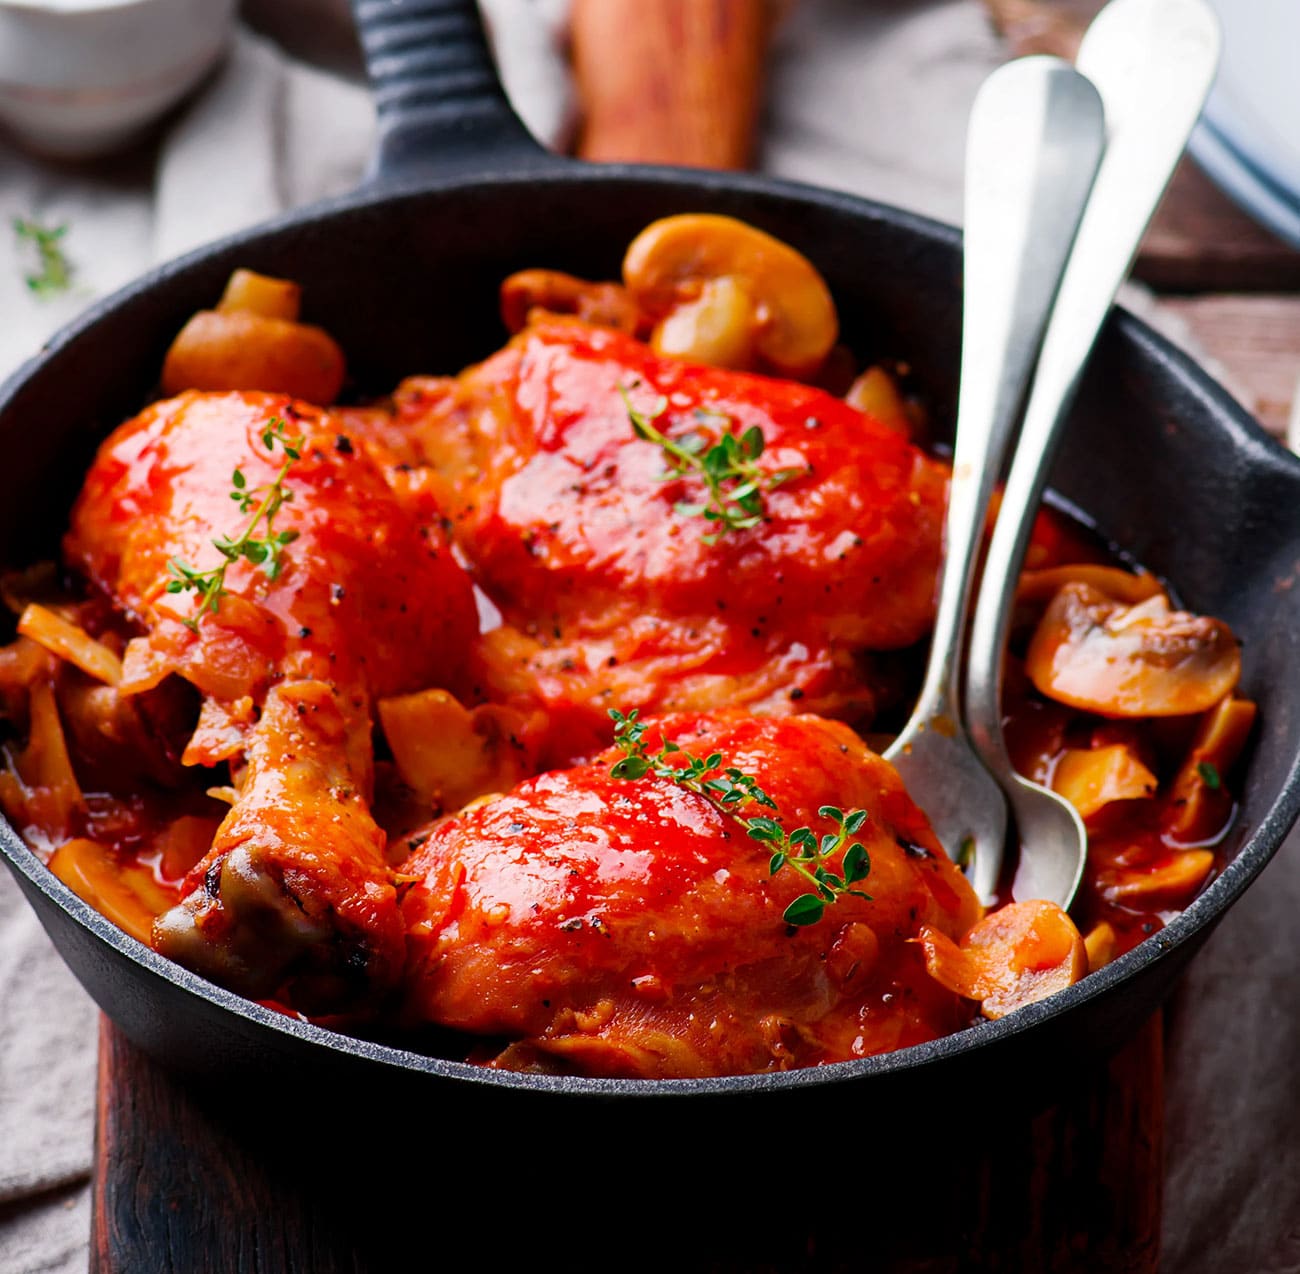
<box><xmin>571</xmin><ymin>0</ymin><xmax>769</xmax><ymax>169</ymax></box>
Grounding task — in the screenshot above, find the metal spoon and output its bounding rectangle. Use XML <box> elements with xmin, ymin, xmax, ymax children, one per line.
<box><xmin>884</xmin><ymin>56</ymin><xmax>1104</xmax><ymax>897</ymax></box>
<box><xmin>964</xmin><ymin>0</ymin><xmax>1222</xmax><ymax>907</ymax></box>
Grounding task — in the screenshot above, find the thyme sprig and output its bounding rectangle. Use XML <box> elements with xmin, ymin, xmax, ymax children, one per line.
<box><xmin>13</xmin><ymin>218</ymin><xmax>73</xmax><ymax>296</ymax></box>
<box><xmin>609</xmin><ymin>708</ymin><xmax>871</xmax><ymax>925</ymax></box>
<box><xmin>619</xmin><ymin>384</ymin><xmax>802</xmax><ymax>544</ymax></box>
<box><xmin>165</xmin><ymin>417</ymin><xmax>304</xmax><ymax>631</ymax></box>
<box><xmin>1196</xmin><ymin>760</ymin><xmax>1221</xmax><ymax>790</ymax></box>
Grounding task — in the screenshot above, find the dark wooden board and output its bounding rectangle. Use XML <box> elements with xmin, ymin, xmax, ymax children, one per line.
<box><xmin>1159</xmin><ymin>293</ymin><xmax>1300</xmax><ymax>437</ymax></box>
<box><xmin>92</xmin><ymin>1013</ymin><xmax>1162</xmax><ymax>1273</ymax></box>
<box><xmin>91</xmin><ymin>1021</ymin><xmax>367</xmax><ymax>1274</ymax></box>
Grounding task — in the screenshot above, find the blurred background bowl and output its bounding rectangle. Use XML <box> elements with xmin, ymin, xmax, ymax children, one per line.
<box><xmin>0</xmin><ymin>0</ymin><xmax>238</xmax><ymax>159</ymax></box>
<box><xmin>1188</xmin><ymin>0</ymin><xmax>1300</xmax><ymax>247</ymax></box>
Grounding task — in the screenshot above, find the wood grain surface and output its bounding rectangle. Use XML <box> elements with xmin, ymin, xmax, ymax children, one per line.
<box><xmin>92</xmin><ymin>1014</ymin><xmax>1163</xmax><ymax>1274</ymax></box>
<box><xmin>1162</xmin><ymin>294</ymin><xmax>1300</xmax><ymax>438</ymax></box>
<box><xmin>92</xmin><ymin>1023</ymin><xmax>367</xmax><ymax>1274</ymax></box>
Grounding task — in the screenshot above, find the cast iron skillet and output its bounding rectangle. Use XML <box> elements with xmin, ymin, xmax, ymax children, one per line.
<box><xmin>2</xmin><ymin>0</ymin><xmax>1299</xmax><ymax>1119</ymax></box>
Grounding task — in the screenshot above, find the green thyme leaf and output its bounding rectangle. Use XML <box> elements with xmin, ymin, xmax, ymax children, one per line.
<box><xmin>783</xmin><ymin>894</ymin><xmax>825</xmax><ymax>926</ymax></box>
<box><xmin>607</xmin><ymin>706</ymin><xmax>871</xmax><ymax>925</ymax></box>
<box><xmin>843</xmin><ymin>842</ymin><xmax>869</xmax><ymax>883</ymax></box>
<box><xmin>620</xmin><ymin>385</ymin><xmax>802</xmax><ymax>542</ymax></box>
<box><xmin>13</xmin><ymin>218</ymin><xmax>73</xmax><ymax>297</ymax></box>
<box><xmin>611</xmin><ymin>755</ymin><xmax>650</xmax><ymax>781</ymax></box>
<box><xmin>165</xmin><ymin>415</ymin><xmax>305</xmax><ymax>629</ymax></box>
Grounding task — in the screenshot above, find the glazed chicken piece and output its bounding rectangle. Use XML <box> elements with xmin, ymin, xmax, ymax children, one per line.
<box><xmin>350</xmin><ymin>318</ymin><xmax>949</xmax><ymax>763</ymax></box>
<box><xmin>400</xmin><ymin>712</ymin><xmax>983</xmax><ymax>1078</ymax></box>
<box><xmin>65</xmin><ymin>391</ymin><xmax>478</xmax><ymax>1006</ymax></box>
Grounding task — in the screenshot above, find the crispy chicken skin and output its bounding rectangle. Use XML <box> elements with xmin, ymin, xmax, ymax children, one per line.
<box><xmin>400</xmin><ymin>713</ymin><xmax>982</xmax><ymax>1078</ymax></box>
<box><xmin>347</xmin><ymin>318</ymin><xmax>948</xmax><ymax>762</ymax></box>
<box><xmin>65</xmin><ymin>391</ymin><xmax>478</xmax><ymax>1004</ymax></box>
<box><xmin>65</xmin><ymin>391</ymin><xmax>472</xmax><ymax>709</ymax></box>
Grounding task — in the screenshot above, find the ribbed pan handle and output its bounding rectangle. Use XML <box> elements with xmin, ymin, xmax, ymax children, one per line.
<box><xmin>352</xmin><ymin>0</ymin><xmax>553</xmax><ymax>183</ymax></box>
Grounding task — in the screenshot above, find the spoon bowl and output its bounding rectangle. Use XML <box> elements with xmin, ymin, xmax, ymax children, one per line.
<box><xmin>1006</xmin><ymin>775</ymin><xmax>1088</xmax><ymax>906</ymax></box>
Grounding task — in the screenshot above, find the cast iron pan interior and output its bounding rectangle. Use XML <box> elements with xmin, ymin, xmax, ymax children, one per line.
<box><xmin>1</xmin><ymin>0</ymin><xmax>1298</xmax><ymax>1113</ymax></box>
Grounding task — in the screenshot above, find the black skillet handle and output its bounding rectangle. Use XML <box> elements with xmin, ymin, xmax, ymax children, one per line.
<box><xmin>352</xmin><ymin>0</ymin><xmax>556</xmax><ymax>184</ymax></box>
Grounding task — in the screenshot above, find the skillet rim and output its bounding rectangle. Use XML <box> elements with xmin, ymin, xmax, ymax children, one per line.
<box><xmin>2</xmin><ymin>160</ymin><xmax>1299</xmax><ymax>1098</ymax></box>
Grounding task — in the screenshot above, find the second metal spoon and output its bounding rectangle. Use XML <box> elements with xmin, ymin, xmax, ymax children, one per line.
<box><xmin>963</xmin><ymin>0</ymin><xmax>1222</xmax><ymax>907</ymax></box>
<box><xmin>885</xmin><ymin>55</ymin><xmax>1104</xmax><ymax>902</ymax></box>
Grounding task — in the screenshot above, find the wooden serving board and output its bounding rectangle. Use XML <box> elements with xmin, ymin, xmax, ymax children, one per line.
<box><xmin>92</xmin><ymin>1014</ymin><xmax>1163</xmax><ymax>1273</ymax></box>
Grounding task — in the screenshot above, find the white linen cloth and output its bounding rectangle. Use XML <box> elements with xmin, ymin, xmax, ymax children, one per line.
<box><xmin>0</xmin><ymin>3</ymin><xmax>1294</xmax><ymax>1271</ymax></box>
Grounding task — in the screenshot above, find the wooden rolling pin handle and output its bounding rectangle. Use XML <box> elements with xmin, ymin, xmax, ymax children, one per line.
<box><xmin>571</xmin><ymin>0</ymin><xmax>770</xmax><ymax>170</ymax></box>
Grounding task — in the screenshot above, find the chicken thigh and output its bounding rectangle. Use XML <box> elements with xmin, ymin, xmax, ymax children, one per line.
<box><xmin>65</xmin><ymin>390</ymin><xmax>478</xmax><ymax>1006</ymax></box>
<box><xmin>400</xmin><ymin>712</ymin><xmax>982</xmax><ymax>1078</ymax></box>
<box><xmin>354</xmin><ymin>318</ymin><xmax>949</xmax><ymax>763</ymax></box>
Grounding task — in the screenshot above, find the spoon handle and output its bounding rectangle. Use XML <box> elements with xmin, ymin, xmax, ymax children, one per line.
<box><xmin>907</xmin><ymin>56</ymin><xmax>1105</xmax><ymax>733</ymax></box>
<box><xmin>964</xmin><ymin>0</ymin><xmax>1222</xmax><ymax>895</ymax></box>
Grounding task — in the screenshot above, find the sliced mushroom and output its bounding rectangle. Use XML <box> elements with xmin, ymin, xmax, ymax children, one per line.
<box><xmin>49</xmin><ymin>838</ymin><xmax>175</xmax><ymax>945</ymax></box>
<box><xmin>1163</xmin><ymin>695</ymin><xmax>1256</xmax><ymax>842</ymax></box>
<box><xmin>378</xmin><ymin>687</ymin><xmax>541</xmax><ymax>815</ymax></box>
<box><xmin>17</xmin><ymin>602</ymin><xmax>122</xmax><ymax>686</ymax></box>
<box><xmin>1083</xmin><ymin>921</ymin><xmax>1116</xmax><ymax>973</ymax></box>
<box><xmin>1051</xmin><ymin>743</ymin><xmax>1158</xmax><ymax>820</ymax></box>
<box><xmin>1016</xmin><ymin>563</ymin><xmax>1165</xmax><ymax>607</ymax></box>
<box><xmin>917</xmin><ymin>899</ymin><xmax>1086</xmax><ymax>1019</ymax></box>
<box><xmin>1099</xmin><ymin>850</ymin><xmax>1214</xmax><ymax>908</ymax></box>
<box><xmin>217</xmin><ymin>268</ymin><xmax>302</xmax><ymax>320</ymax></box>
<box><xmin>500</xmin><ymin>269</ymin><xmax>639</xmax><ymax>335</ymax></box>
<box><xmin>622</xmin><ymin>213</ymin><xmax>838</xmax><ymax>379</ymax></box>
<box><xmin>1025</xmin><ymin>582</ymin><xmax>1240</xmax><ymax>717</ymax></box>
<box><xmin>162</xmin><ymin>268</ymin><xmax>345</xmax><ymax>405</ymax></box>
<box><xmin>845</xmin><ymin>365</ymin><xmax>912</xmax><ymax>436</ymax></box>
<box><xmin>652</xmin><ymin>274</ymin><xmax>763</xmax><ymax>372</ymax></box>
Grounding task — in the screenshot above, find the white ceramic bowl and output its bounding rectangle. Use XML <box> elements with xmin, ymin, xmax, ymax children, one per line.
<box><xmin>0</xmin><ymin>0</ymin><xmax>238</xmax><ymax>159</ymax></box>
<box><xmin>1186</xmin><ymin>0</ymin><xmax>1300</xmax><ymax>248</ymax></box>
